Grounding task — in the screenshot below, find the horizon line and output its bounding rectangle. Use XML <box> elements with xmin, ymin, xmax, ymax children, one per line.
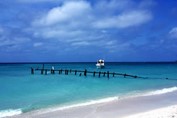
<box><xmin>0</xmin><ymin>61</ymin><xmax>176</xmax><ymax>64</ymax></box>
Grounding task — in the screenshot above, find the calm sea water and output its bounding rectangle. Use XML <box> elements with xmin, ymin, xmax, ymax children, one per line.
<box><xmin>0</xmin><ymin>62</ymin><xmax>177</xmax><ymax>117</ymax></box>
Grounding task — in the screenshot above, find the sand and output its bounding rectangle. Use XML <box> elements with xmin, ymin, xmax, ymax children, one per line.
<box><xmin>124</xmin><ymin>105</ymin><xmax>177</xmax><ymax>118</ymax></box>
<box><xmin>10</xmin><ymin>91</ymin><xmax>177</xmax><ymax>118</ymax></box>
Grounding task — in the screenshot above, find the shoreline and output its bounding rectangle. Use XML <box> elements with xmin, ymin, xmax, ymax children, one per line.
<box><xmin>10</xmin><ymin>89</ymin><xmax>177</xmax><ymax>118</ymax></box>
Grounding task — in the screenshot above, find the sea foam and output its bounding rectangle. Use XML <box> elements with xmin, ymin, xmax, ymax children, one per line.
<box><xmin>11</xmin><ymin>87</ymin><xmax>177</xmax><ymax>116</ymax></box>
<box><xmin>39</xmin><ymin>87</ymin><xmax>177</xmax><ymax>114</ymax></box>
<box><xmin>38</xmin><ymin>96</ymin><xmax>119</xmax><ymax>114</ymax></box>
<box><xmin>0</xmin><ymin>109</ymin><xmax>22</xmax><ymax>118</ymax></box>
<box><xmin>142</xmin><ymin>86</ymin><xmax>177</xmax><ymax>96</ymax></box>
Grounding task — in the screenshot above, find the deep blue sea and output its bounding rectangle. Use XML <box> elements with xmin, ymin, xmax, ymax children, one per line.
<box><xmin>0</xmin><ymin>62</ymin><xmax>177</xmax><ymax>117</ymax></box>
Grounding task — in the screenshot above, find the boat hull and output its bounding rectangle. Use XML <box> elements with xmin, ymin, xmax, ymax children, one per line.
<box><xmin>96</xmin><ymin>64</ymin><xmax>105</xmax><ymax>68</ymax></box>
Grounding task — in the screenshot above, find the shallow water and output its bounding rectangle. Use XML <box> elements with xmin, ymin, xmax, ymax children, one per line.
<box><xmin>0</xmin><ymin>62</ymin><xmax>177</xmax><ymax>117</ymax></box>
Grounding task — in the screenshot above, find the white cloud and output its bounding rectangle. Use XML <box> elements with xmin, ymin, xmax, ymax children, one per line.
<box><xmin>0</xmin><ymin>38</ymin><xmax>12</xmax><ymax>47</ymax></box>
<box><xmin>0</xmin><ymin>37</ymin><xmax>30</xmax><ymax>48</ymax></box>
<box><xmin>33</xmin><ymin>42</ymin><xmax>43</xmax><ymax>47</ymax></box>
<box><xmin>17</xmin><ymin>0</ymin><xmax>71</xmax><ymax>3</ymax></box>
<box><xmin>0</xmin><ymin>27</ymin><xmax>4</xmax><ymax>35</ymax></box>
<box><xmin>0</xmin><ymin>26</ymin><xmax>31</xmax><ymax>51</ymax></box>
<box><xmin>71</xmin><ymin>41</ymin><xmax>90</xmax><ymax>46</ymax></box>
<box><xmin>169</xmin><ymin>27</ymin><xmax>177</xmax><ymax>39</ymax></box>
<box><xmin>40</xmin><ymin>29</ymin><xmax>84</xmax><ymax>39</ymax></box>
<box><xmin>31</xmin><ymin>0</ymin><xmax>153</xmax><ymax>50</ymax></box>
<box><xmin>139</xmin><ymin>0</ymin><xmax>156</xmax><ymax>9</ymax></box>
<box><xmin>33</xmin><ymin>1</ymin><xmax>91</xmax><ymax>26</ymax></box>
<box><xmin>94</xmin><ymin>0</ymin><xmax>134</xmax><ymax>13</ymax></box>
<box><xmin>93</xmin><ymin>10</ymin><xmax>152</xmax><ymax>28</ymax></box>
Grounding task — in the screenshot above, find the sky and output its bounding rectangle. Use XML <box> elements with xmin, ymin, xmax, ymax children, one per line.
<box><xmin>0</xmin><ymin>0</ymin><xmax>177</xmax><ymax>62</ymax></box>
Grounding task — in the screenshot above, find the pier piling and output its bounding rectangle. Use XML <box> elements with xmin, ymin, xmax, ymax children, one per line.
<box><xmin>75</xmin><ymin>70</ymin><xmax>77</xmax><ymax>75</ymax></box>
<box><xmin>31</xmin><ymin>68</ymin><xmax>34</xmax><ymax>74</ymax></box>
<box><xmin>41</xmin><ymin>69</ymin><xmax>44</xmax><ymax>74</ymax></box>
<box><xmin>103</xmin><ymin>72</ymin><xmax>106</xmax><ymax>77</ymax></box>
<box><xmin>45</xmin><ymin>69</ymin><xmax>47</xmax><ymax>75</ymax></box>
<box><xmin>107</xmin><ymin>71</ymin><xmax>110</xmax><ymax>79</ymax></box>
<box><xmin>84</xmin><ymin>69</ymin><xmax>87</xmax><ymax>76</ymax></box>
<box><xmin>93</xmin><ymin>71</ymin><xmax>96</xmax><ymax>77</ymax></box>
<box><xmin>99</xmin><ymin>72</ymin><xmax>101</xmax><ymax>78</ymax></box>
<box><xmin>113</xmin><ymin>72</ymin><xmax>115</xmax><ymax>77</ymax></box>
<box><xmin>65</xmin><ymin>70</ymin><xmax>69</xmax><ymax>75</ymax></box>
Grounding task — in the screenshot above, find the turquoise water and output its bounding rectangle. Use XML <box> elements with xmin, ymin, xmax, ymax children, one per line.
<box><xmin>0</xmin><ymin>62</ymin><xmax>177</xmax><ymax>116</ymax></box>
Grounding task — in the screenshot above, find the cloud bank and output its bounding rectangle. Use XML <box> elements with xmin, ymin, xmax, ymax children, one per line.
<box><xmin>169</xmin><ymin>27</ymin><xmax>177</xmax><ymax>39</ymax></box>
<box><xmin>1</xmin><ymin>0</ymin><xmax>177</xmax><ymax>62</ymax></box>
<box><xmin>32</xmin><ymin>0</ymin><xmax>153</xmax><ymax>51</ymax></box>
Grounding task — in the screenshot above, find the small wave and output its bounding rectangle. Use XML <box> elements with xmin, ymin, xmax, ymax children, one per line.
<box><xmin>142</xmin><ymin>86</ymin><xmax>177</xmax><ymax>96</ymax></box>
<box><xmin>0</xmin><ymin>109</ymin><xmax>22</xmax><ymax>118</ymax></box>
<box><xmin>35</xmin><ymin>87</ymin><xmax>177</xmax><ymax>115</ymax></box>
<box><xmin>40</xmin><ymin>96</ymin><xmax>119</xmax><ymax>114</ymax></box>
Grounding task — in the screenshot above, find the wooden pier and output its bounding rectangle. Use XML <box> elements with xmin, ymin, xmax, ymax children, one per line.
<box><xmin>30</xmin><ymin>64</ymin><xmax>176</xmax><ymax>80</ymax></box>
<box><xmin>31</xmin><ymin>67</ymin><xmax>148</xmax><ymax>80</ymax></box>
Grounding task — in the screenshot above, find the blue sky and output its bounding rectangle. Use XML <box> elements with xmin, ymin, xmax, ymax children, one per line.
<box><xmin>0</xmin><ymin>0</ymin><xmax>177</xmax><ymax>62</ymax></box>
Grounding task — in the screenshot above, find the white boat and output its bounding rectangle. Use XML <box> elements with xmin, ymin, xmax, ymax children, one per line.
<box><xmin>96</xmin><ymin>59</ymin><xmax>105</xmax><ymax>68</ymax></box>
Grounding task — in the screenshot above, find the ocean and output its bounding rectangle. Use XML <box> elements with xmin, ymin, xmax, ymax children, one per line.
<box><xmin>0</xmin><ymin>62</ymin><xmax>177</xmax><ymax>117</ymax></box>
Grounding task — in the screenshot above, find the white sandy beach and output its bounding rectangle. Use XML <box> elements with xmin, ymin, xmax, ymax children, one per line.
<box><xmin>10</xmin><ymin>90</ymin><xmax>177</xmax><ymax>118</ymax></box>
<box><xmin>124</xmin><ymin>105</ymin><xmax>177</xmax><ymax>118</ymax></box>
